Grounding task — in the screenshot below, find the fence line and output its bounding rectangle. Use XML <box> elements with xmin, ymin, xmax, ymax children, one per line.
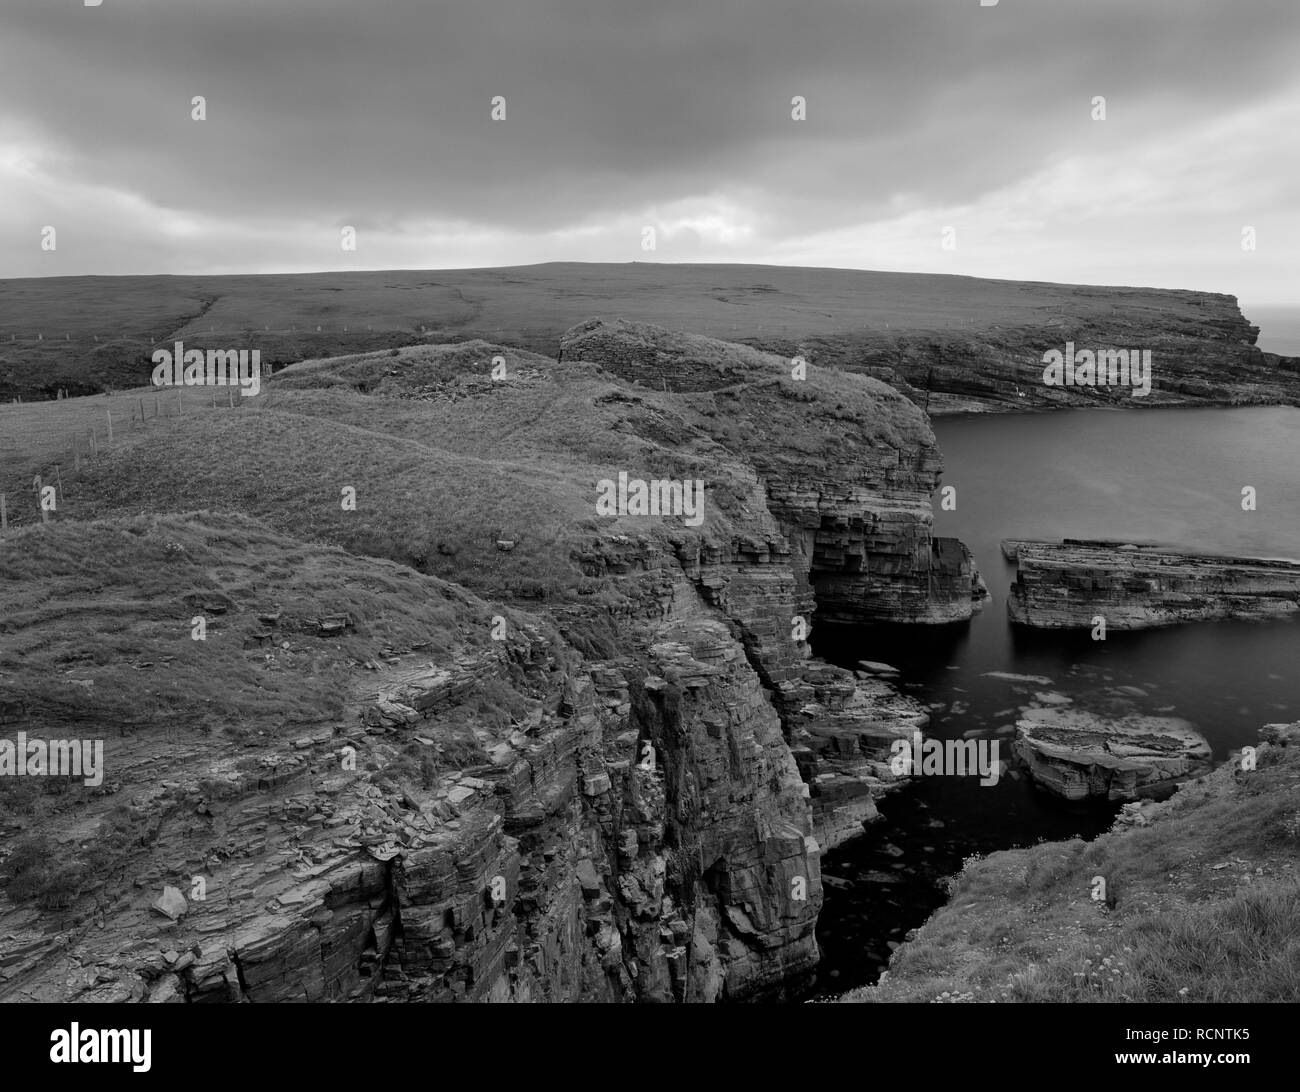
<box><xmin>1</xmin><ymin>386</ymin><xmax>248</xmax><ymax>536</ymax></box>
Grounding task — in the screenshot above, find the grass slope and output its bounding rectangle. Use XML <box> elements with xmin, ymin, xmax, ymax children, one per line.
<box><xmin>0</xmin><ymin>511</ymin><xmax>514</xmax><ymax>734</ymax></box>
<box><xmin>0</xmin><ymin>511</ymin><xmax>553</xmax><ymax>910</ymax></box>
<box><xmin>7</xmin><ymin>329</ymin><xmax>929</xmax><ymax>610</ymax></box>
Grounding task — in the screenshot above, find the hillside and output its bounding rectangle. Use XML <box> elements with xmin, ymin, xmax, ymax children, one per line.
<box><xmin>2</xmin><ymin>263</ymin><xmax>1297</xmax><ymax>410</ymax></box>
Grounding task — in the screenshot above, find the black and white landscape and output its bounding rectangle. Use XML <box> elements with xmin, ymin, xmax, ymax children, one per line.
<box><xmin>1</xmin><ymin>0</ymin><xmax>1297</xmax><ymax>1032</ymax></box>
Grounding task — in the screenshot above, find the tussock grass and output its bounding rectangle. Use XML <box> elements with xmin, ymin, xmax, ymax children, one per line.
<box><xmin>58</xmin><ymin>409</ymin><xmax>600</xmax><ymax>600</ymax></box>
<box><xmin>0</xmin><ymin>511</ymin><xmax>558</xmax><ymax>908</ymax></box>
<box><xmin>0</xmin><ymin>511</ymin><xmax>507</xmax><ymax>734</ymax></box>
<box><xmin>19</xmin><ymin>344</ymin><xmax>776</xmax><ymax>602</ymax></box>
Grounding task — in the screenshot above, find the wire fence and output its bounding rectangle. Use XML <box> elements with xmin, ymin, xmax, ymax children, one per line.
<box><xmin>0</xmin><ymin>384</ymin><xmax>253</xmax><ymax>536</ymax></box>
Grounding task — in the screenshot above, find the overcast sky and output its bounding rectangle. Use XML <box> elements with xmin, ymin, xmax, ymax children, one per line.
<box><xmin>2</xmin><ymin>0</ymin><xmax>1297</xmax><ymax>304</ymax></box>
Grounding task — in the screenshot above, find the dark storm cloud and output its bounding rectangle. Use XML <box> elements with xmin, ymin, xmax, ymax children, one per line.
<box><xmin>3</xmin><ymin>0</ymin><xmax>1296</xmax><ymax>228</ymax></box>
<box><xmin>1</xmin><ymin>0</ymin><xmax>1298</xmax><ymax>296</ymax></box>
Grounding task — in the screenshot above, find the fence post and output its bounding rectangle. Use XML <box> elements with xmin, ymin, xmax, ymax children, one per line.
<box><xmin>72</xmin><ymin>434</ymin><xmax>80</xmax><ymax>471</ymax></box>
<box><xmin>107</xmin><ymin>411</ymin><xmax>113</xmax><ymax>444</ymax></box>
<box><xmin>32</xmin><ymin>475</ymin><xmax>47</xmax><ymax>524</ymax></box>
<box><xmin>0</xmin><ymin>493</ymin><xmax>6</xmax><ymax>536</ymax></box>
<box><xmin>89</xmin><ymin>429</ymin><xmax>97</xmax><ymax>458</ymax></box>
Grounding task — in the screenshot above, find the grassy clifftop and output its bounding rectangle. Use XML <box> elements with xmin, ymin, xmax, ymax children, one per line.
<box><xmin>2</xmin><ymin>263</ymin><xmax>1288</xmax><ymax>408</ymax></box>
<box><xmin>2</xmin><ymin>328</ymin><xmax>929</xmax><ymax>605</ymax></box>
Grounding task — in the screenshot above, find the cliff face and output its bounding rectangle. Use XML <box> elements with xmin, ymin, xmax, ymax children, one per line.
<box><xmin>773</xmin><ymin>289</ymin><xmax>1300</xmax><ymax>414</ymax></box>
<box><xmin>560</xmin><ymin>318</ymin><xmax>988</xmax><ymax>628</ymax></box>
<box><xmin>559</xmin><ymin>319</ymin><xmax>982</xmax><ymax>846</ymax></box>
<box><xmin>0</xmin><ymin>321</ymin><xmax>976</xmax><ymax>1002</ymax></box>
<box><xmin>0</xmin><ymin>517</ymin><xmax>821</xmax><ymax>1003</ymax></box>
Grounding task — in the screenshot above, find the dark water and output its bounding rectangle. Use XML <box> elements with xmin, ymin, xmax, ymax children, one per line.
<box><xmin>803</xmin><ymin>405</ymin><xmax>1300</xmax><ymax>997</ymax></box>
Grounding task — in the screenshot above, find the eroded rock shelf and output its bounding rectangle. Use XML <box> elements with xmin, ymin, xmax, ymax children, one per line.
<box><xmin>1006</xmin><ymin>539</ymin><xmax>1300</xmax><ymax>629</ymax></box>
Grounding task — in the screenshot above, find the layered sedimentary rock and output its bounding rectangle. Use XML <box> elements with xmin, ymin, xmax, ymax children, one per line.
<box><xmin>1006</xmin><ymin>539</ymin><xmax>1300</xmax><ymax>629</ymax></box>
<box><xmin>573</xmin><ymin>492</ymin><xmax>924</xmax><ymax>853</ymax></box>
<box><xmin>0</xmin><ymin>517</ymin><xmax>823</xmax><ymax>1003</ymax></box>
<box><xmin>2</xmin><ymin>320</ymin><xmax>981</xmax><ymax>1003</ymax></box>
<box><xmin>561</xmin><ymin>318</ymin><xmax>987</xmax><ymax>626</ymax></box>
<box><xmin>557</xmin><ymin>319</ymin><xmax>984</xmax><ymax>844</ymax></box>
<box><xmin>1012</xmin><ymin>707</ymin><xmax>1212</xmax><ymax>801</ymax></box>
<box><xmin>774</xmin><ymin>290</ymin><xmax>1300</xmax><ymax>415</ymax></box>
<box><xmin>787</xmin><ymin>668</ymin><xmax>929</xmax><ymax>849</ymax></box>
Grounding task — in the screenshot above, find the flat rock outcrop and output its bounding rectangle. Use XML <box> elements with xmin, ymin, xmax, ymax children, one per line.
<box><xmin>1012</xmin><ymin>707</ymin><xmax>1212</xmax><ymax>801</ymax></box>
<box><xmin>1006</xmin><ymin>539</ymin><xmax>1300</xmax><ymax>629</ymax></box>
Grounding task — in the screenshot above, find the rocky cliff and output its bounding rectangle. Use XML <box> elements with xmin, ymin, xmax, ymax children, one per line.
<box><xmin>0</xmin><ymin>515</ymin><xmax>824</xmax><ymax>1003</ymax></box>
<box><xmin>560</xmin><ymin>318</ymin><xmax>989</xmax><ymax>628</ymax></box>
<box><xmin>0</xmin><ymin>320</ymin><xmax>976</xmax><ymax>1002</ymax></box>
<box><xmin>770</xmin><ymin>287</ymin><xmax>1300</xmax><ymax>415</ymax></box>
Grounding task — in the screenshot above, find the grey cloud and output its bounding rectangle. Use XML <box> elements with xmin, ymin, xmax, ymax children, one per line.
<box><xmin>1</xmin><ymin>0</ymin><xmax>1298</xmax><ymax>269</ymax></box>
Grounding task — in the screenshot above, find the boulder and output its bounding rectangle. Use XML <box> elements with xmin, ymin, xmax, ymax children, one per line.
<box><xmin>1012</xmin><ymin>707</ymin><xmax>1212</xmax><ymax>801</ymax></box>
<box><xmin>150</xmin><ymin>886</ymin><xmax>188</xmax><ymax>922</ymax></box>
